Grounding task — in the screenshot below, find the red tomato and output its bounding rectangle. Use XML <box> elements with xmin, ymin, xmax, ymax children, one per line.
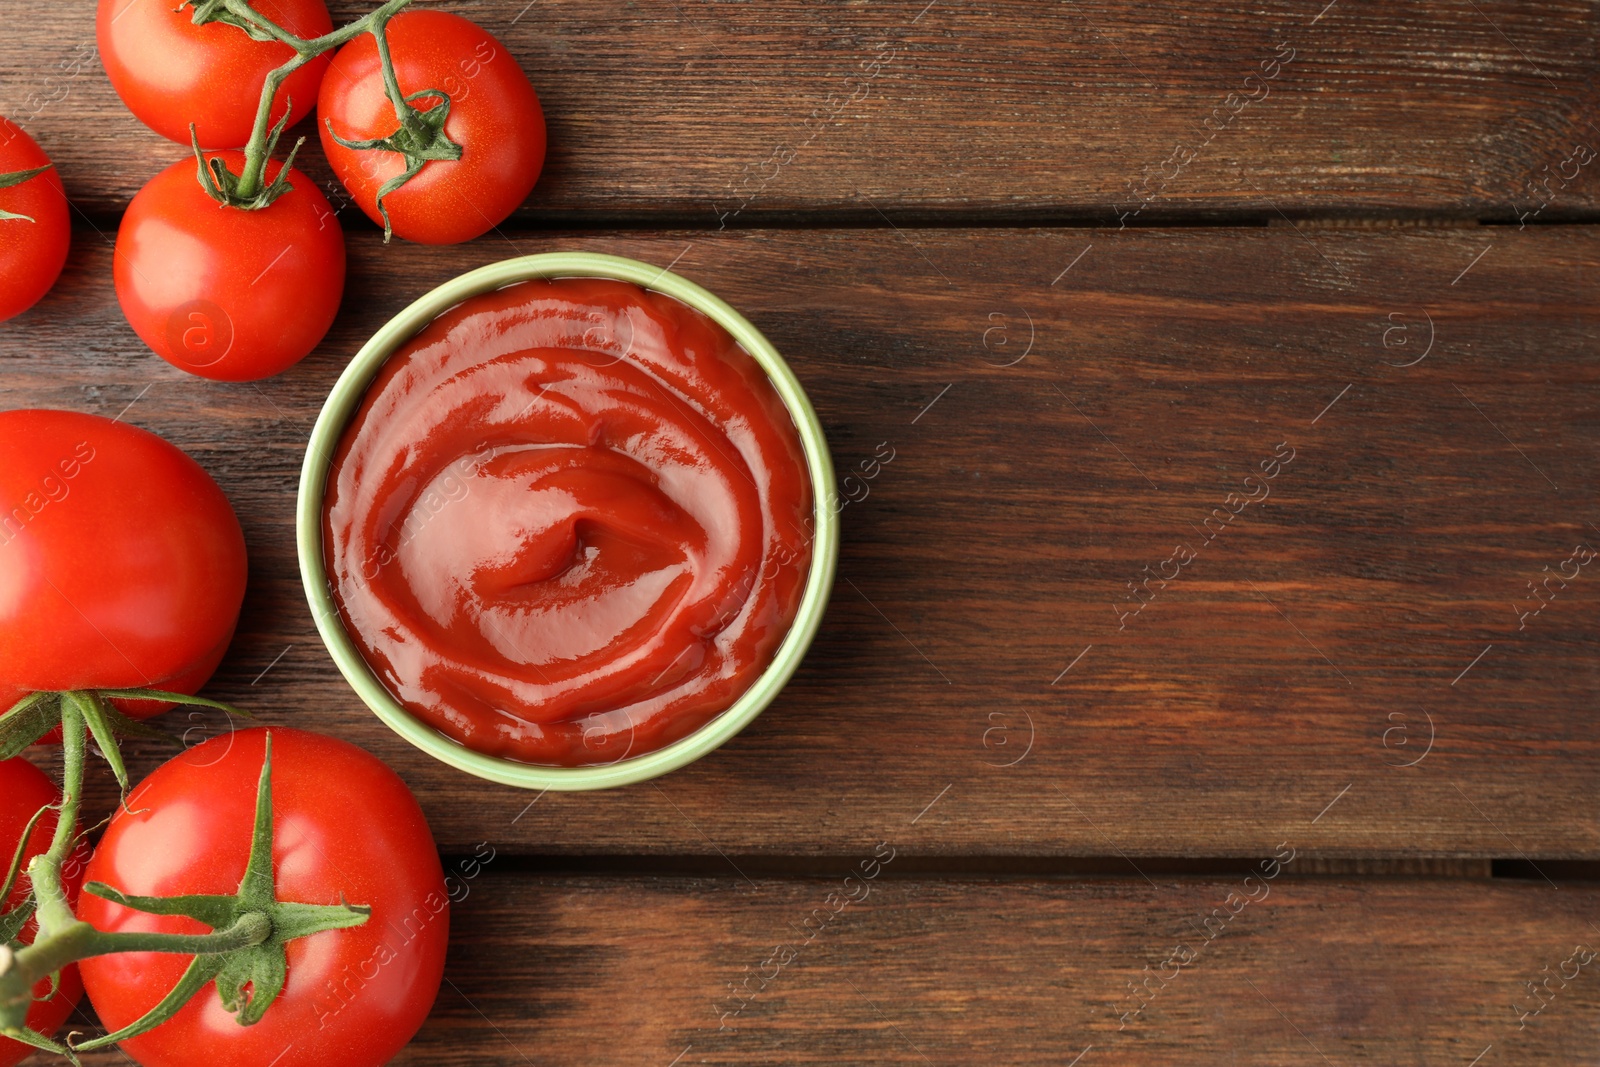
<box><xmin>318</xmin><ymin>10</ymin><xmax>546</xmax><ymax>244</ymax></box>
<box><xmin>0</xmin><ymin>410</ymin><xmax>247</xmax><ymax>716</ymax></box>
<box><xmin>115</xmin><ymin>152</ymin><xmax>345</xmax><ymax>381</ymax></box>
<box><xmin>79</xmin><ymin>728</ymin><xmax>448</xmax><ymax>1067</ymax></box>
<box><xmin>98</xmin><ymin>0</ymin><xmax>333</xmax><ymax>148</ymax></box>
<box><xmin>0</xmin><ymin>758</ymin><xmax>85</xmax><ymax>1067</ymax></box>
<box><xmin>0</xmin><ymin>119</ymin><xmax>69</xmax><ymax>324</ymax></box>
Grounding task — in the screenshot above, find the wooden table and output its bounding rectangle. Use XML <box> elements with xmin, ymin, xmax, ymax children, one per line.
<box><xmin>6</xmin><ymin>0</ymin><xmax>1600</xmax><ymax>1062</ymax></box>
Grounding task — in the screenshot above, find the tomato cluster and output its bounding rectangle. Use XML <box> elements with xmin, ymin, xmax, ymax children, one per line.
<box><xmin>0</xmin><ymin>0</ymin><xmax>546</xmax><ymax>378</ymax></box>
<box><xmin>0</xmin><ymin>0</ymin><xmax>553</xmax><ymax>1059</ymax></box>
<box><xmin>0</xmin><ymin>732</ymin><xmax>446</xmax><ymax>1067</ymax></box>
<box><xmin>0</xmin><ymin>411</ymin><xmax>448</xmax><ymax>1065</ymax></box>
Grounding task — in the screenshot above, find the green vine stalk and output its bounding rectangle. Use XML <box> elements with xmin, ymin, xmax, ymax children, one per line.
<box><xmin>188</xmin><ymin>0</ymin><xmax>461</xmax><ymax>237</ymax></box>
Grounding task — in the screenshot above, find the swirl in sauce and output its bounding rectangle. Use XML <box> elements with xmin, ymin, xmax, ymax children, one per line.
<box><xmin>325</xmin><ymin>277</ymin><xmax>813</xmax><ymax>766</ymax></box>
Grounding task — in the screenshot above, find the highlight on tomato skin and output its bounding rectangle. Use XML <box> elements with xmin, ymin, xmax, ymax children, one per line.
<box><xmin>0</xmin><ymin>119</ymin><xmax>70</xmax><ymax>325</ymax></box>
<box><xmin>97</xmin><ymin>0</ymin><xmax>334</xmax><ymax>148</ymax></box>
<box><xmin>114</xmin><ymin>152</ymin><xmax>346</xmax><ymax>381</ymax></box>
<box><xmin>318</xmin><ymin>9</ymin><xmax>547</xmax><ymax>244</ymax></box>
<box><xmin>0</xmin><ymin>759</ymin><xmax>87</xmax><ymax>1067</ymax></box>
<box><xmin>0</xmin><ymin>409</ymin><xmax>247</xmax><ymax>717</ymax></box>
<box><xmin>77</xmin><ymin>728</ymin><xmax>449</xmax><ymax>1067</ymax></box>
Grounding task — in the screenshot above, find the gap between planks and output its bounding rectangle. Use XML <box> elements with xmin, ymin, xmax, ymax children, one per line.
<box><xmin>57</xmin><ymin>207</ymin><xmax>1600</xmax><ymax>236</ymax></box>
<box><xmin>424</xmin><ymin>854</ymin><xmax>1600</xmax><ymax>882</ymax></box>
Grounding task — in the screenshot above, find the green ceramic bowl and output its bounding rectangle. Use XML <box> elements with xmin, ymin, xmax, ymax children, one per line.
<box><xmin>297</xmin><ymin>252</ymin><xmax>838</xmax><ymax>791</ymax></box>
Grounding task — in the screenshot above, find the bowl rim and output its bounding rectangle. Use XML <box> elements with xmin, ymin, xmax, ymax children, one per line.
<box><xmin>296</xmin><ymin>252</ymin><xmax>839</xmax><ymax>791</ymax></box>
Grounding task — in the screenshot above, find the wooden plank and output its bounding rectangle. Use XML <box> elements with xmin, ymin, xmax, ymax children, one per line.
<box><xmin>3</xmin><ymin>0</ymin><xmax>1598</xmax><ymax>219</ymax></box>
<box><xmin>69</xmin><ymin>873</ymin><xmax>1600</xmax><ymax>1064</ymax></box>
<box><xmin>9</xmin><ymin>224</ymin><xmax>1600</xmax><ymax>858</ymax></box>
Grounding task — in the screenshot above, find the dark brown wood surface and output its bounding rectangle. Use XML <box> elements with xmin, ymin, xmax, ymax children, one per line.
<box><xmin>63</xmin><ymin>873</ymin><xmax>1600</xmax><ymax>1065</ymax></box>
<box><xmin>8</xmin><ymin>0</ymin><xmax>1600</xmax><ymax>1061</ymax></box>
<box><xmin>12</xmin><ymin>225</ymin><xmax>1600</xmax><ymax>859</ymax></box>
<box><xmin>5</xmin><ymin>0</ymin><xmax>1600</xmax><ymax>221</ymax></box>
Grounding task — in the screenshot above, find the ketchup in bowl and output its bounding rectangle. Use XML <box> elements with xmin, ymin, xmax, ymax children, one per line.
<box><xmin>322</xmin><ymin>277</ymin><xmax>813</xmax><ymax>767</ymax></box>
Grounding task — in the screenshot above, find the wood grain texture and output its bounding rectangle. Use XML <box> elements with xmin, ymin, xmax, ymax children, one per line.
<box><xmin>3</xmin><ymin>0</ymin><xmax>1598</xmax><ymax>220</ymax></box>
<box><xmin>9</xmin><ymin>224</ymin><xmax>1598</xmax><ymax>859</ymax></box>
<box><xmin>63</xmin><ymin>873</ymin><xmax>1600</xmax><ymax>1065</ymax></box>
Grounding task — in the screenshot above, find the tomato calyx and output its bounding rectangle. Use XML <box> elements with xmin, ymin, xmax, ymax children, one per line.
<box><xmin>0</xmin><ymin>164</ymin><xmax>52</xmax><ymax>222</ymax></box>
<box><xmin>183</xmin><ymin>0</ymin><xmax>280</xmax><ymax>43</ymax></box>
<box><xmin>190</xmin><ymin>117</ymin><xmax>306</xmax><ymax>211</ymax></box>
<box><xmin>325</xmin><ymin>86</ymin><xmax>462</xmax><ymax>241</ymax></box>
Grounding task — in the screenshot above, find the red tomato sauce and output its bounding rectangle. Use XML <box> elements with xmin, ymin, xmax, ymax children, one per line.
<box><xmin>324</xmin><ymin>277</ymin><xmax>813</xmax><ymax>766</ymax></box>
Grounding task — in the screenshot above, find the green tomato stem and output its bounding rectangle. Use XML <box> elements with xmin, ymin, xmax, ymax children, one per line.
<box><xmin>370</xmin><ymin>12</ymin><xmax>428</xmax><ymax>141</ymax></box>
<box><xmin>26</xmin><ymin>695</ymin><xmax>84</xmax><ymax>938</ymax></box>
<box><xmin>210</xmin><ymin>0</ymin><xmax>421</xmax><ymax>205</ymax></box>
<box><xmin>0</xmin><ymin>913</ymin><xmax>272</xmax><ymax>1001</ymax></box>
<box><xmin>232</xmin><ymin>57</ymin><xmax>309</xmax><ymax>200</ymax></box>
